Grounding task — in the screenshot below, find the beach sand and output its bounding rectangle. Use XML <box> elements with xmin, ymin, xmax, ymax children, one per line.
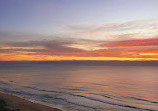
<box><xmin>0</xmin><ymin>91</ymin><xmax>62</xmax><ymax>111</ymax></box>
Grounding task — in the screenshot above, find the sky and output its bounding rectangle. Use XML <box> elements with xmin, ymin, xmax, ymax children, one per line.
<box><xmin>0</xmin><ymin>0</ymin><xmax>158</xmax><ymax>61</ymax></box>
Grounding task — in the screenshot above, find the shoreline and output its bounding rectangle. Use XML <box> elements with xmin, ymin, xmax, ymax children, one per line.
<box><xmin>0</xmin><ymin>91</ymin><xmax>62</xmax><ymax>111</ymax></box>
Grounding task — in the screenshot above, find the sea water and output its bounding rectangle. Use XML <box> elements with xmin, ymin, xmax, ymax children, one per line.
<box><xmin>0</xmin><ymin>62</ymin><xmax>158</xmax><ymax>111</ymax></box>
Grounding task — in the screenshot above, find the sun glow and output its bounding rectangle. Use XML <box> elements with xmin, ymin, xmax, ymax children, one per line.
<box><xmin>1</xmin><ymin>53</ymin><xmax>158</xmax><ymax>61</ymax></box>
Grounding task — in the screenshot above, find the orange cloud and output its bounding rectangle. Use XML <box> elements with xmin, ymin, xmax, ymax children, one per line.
<box><xmin>1</xmin><ymin>38</ymin><xmax>158</xmax><ymax>61</ymax></box>
<box><xmin>107</xmin><ymin>37</ymin><xmax>158</xmax><ymax>47</ymax></box>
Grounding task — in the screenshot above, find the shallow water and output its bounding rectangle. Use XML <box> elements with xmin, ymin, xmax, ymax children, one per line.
<box><xmin>0</xmin><ymin>63</ymin><xmax>158</xmax><ymax>111</ymax></box>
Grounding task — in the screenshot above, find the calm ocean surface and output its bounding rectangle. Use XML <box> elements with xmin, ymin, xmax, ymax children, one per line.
<box><xmin>0</xmin><ymin>62</ymin><xmax>158</xmax><ymax>111</ymax></box>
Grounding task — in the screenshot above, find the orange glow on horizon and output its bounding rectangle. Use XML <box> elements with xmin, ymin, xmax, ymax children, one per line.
<box><xmin>1</xmin><ymin>53</ymin><xmax>158</xmax><ymax>61</ymax></box>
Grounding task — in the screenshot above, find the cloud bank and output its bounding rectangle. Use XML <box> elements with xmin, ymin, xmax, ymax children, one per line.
<box><xmin>1</xmin><ymin>18</ymin><xmax>158</xmax><ymax>60</ymax></box>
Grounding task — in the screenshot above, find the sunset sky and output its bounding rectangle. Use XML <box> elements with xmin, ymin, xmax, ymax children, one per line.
<box><xmin>0</xmin><ymin>0</ymin><xmax>158</xmax><ymax>61</ymax></box>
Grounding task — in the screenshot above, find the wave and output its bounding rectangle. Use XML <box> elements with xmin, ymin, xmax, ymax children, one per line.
<box><xmin>0</xmin><ymin>88</ymin><xmax>34</xmax><ymax>96</ymax></box>
<box><xmin>24</xmin><ymin>86</ymin><xmax>61</xmax><ymax>94</ymax></box>
<box><xmin>1</xmin><ymin>85</ymin><xmax>156</xmax><ymax>111</ymax></box>
<box><xmin>0</xmin><ymin>81</ymin><xmax>10</xmax><ymax>85</ymax></box>
<box><xmin>69</xmin><ymin>94</ymin><xmax>155</xmax><ymax>111</ymax></box>
<box><xmin>25</xmin><ymin>86</ymin><xmax>156</xmax><ymax>111</ymax></box>
<box><xmin>59</xmin><ymin>88</ymin><xmax>86</xmax><ymax>92</ymax></box>
<box><xmin>126</xmin><ymin>96</ymin><xmax>158</xmax><ymax>104</ymax></box>
<box><xmin>23</xmin><ymin>86</ymin><xmax>157</xmax><ymax>111</ymax></box>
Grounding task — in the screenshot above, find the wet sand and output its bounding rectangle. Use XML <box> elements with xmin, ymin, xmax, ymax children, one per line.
<box><xmin>0</xmin><ymin>91</ymin><xmax>62</xmax><ymax>111</ymax></box>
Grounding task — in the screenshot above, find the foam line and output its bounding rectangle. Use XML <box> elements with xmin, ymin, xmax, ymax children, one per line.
<box><xmin>127</xmin><ymin>97</ymin><xmax>158</xmax><ymax>104</ymax></box>
<box><xmin>0</xmin><ymin>81</ymin><xmax>10</xmax><ymax>85</ymax></box>
<box><xmin>68</xmin><ymin>94</ymin><xmax>155</xmax><ymax>111</ymax></box>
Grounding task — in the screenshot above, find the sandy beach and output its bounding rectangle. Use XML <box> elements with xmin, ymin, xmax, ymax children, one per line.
<box><xmin>0</xmin><ymin>91</ymin><xmax>62</xmax><ymax>111</ymax></box>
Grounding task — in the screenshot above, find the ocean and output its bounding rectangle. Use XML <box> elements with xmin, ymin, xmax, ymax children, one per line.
<box><xmin>0</xmin><ymin>61</ymin><xmax>158</xmax><ymax>111</ymax></box>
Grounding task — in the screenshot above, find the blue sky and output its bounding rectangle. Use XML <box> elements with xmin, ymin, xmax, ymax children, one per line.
<box><xmin>0</xmin><ymin>0</ymin><xmax>158</xmax><ymax>34</ymax></box>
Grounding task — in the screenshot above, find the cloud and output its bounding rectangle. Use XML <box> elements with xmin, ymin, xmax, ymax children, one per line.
<box><xmin>2</xmin><ymin>39</ymin><xmax>85</xmax><ymax>53</ymax></box>
<box><xmin>1</xmin><ymin>37</ymin><xmax>158</xmax><ymax>58</ymax></box>
<box><xmin>0</xmin><ymin>48</ymin><xmax>47</xmax><ymax>53</ymax></box>
<box><xmin>67</xmin><ymin>18</ymin><xmax>158</xmax><ymax>32</ymax></box>
<box><xmin>1</xmin><ymin>17</ymin><xmax>158</xmax><ymax>60</ymax></box>
<box><xmin>107</xmin><ymin>37</ymin><xmax>158</xmax><ymax>47</ymax></box>
<box><xmin>66</xmin><ymin>18</ymin><xmax>158</xmax><ymax>40</ymax></box>
<box><xmin>0</xmin><ymin>38</ymin><xmax>119</xmax><ymax>57</ymax></box>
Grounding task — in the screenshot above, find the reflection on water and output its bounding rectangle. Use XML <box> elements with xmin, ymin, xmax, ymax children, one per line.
<box><xmin>0</xmin><ymin>64</ymin><xmax>158</xmax><ymax>111</ymax></box>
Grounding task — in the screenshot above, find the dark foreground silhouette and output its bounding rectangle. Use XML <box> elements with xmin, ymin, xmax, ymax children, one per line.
<box><xmin>0</xmin><ymin>92</ymin><xmax>62</xmax><ymax>111</ymax></box>
<box><xmin>0</xmin><ymin>98</ymin><xmax>19</xmax><ymax>111</ymax></box>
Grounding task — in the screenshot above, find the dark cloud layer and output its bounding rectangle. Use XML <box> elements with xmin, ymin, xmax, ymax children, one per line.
<box><xmin>1</xmin><ymin>37</ymin><xmax>158</xmax><ymax>59</ymax></box>
<box><xmin>0</xmin><ymin>39</ymin><xmax>85</xmax><ymax>54</ymax></box>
